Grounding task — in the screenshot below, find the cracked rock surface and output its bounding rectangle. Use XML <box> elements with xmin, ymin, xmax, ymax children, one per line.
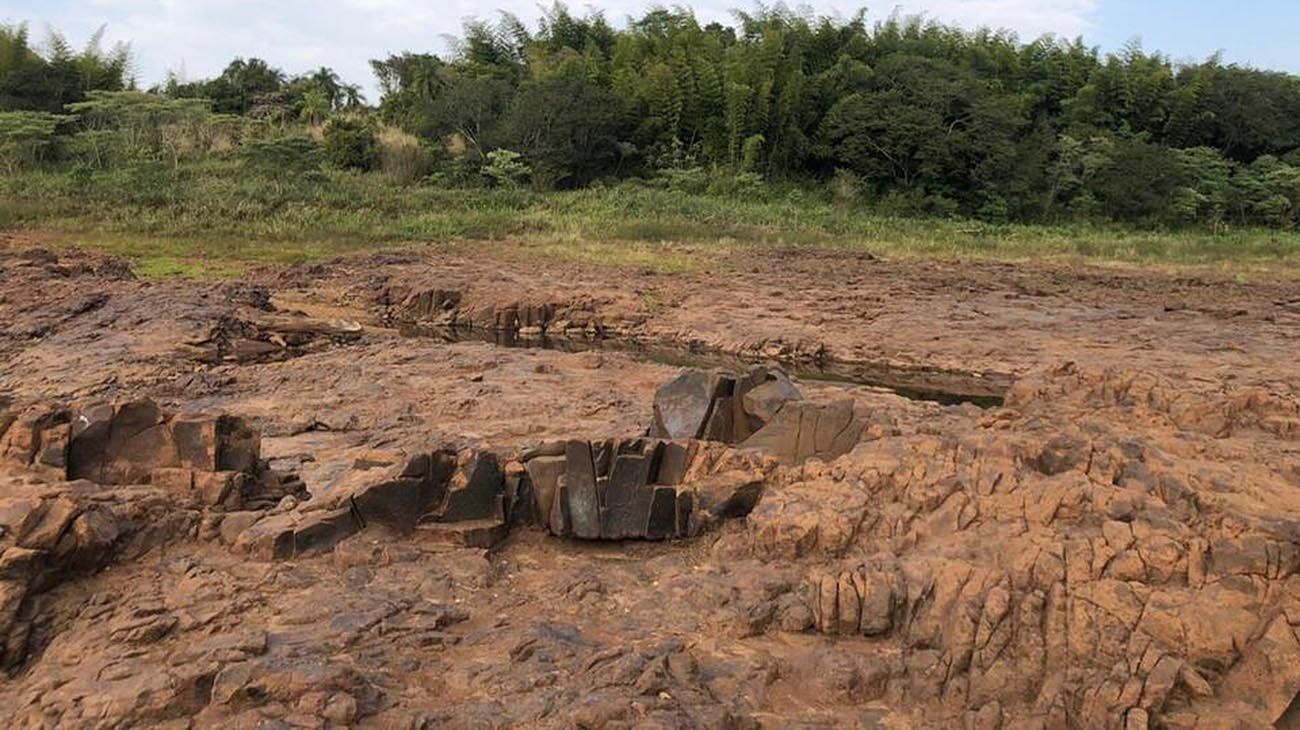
<box><xmin>1</xmin><ymin>243</ymin><xmax>1299</xmax><ymax>728</ymax></box>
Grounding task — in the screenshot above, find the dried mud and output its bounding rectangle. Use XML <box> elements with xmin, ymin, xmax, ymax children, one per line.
<box><xmin>1</xmin><ymin>242</ymin><xmax>1299</xmax><ymax>729</ymax></box>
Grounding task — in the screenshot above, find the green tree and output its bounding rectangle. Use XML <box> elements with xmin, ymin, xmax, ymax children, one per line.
<box><xmin>65</xmin><ymin>90</ymin><xmax>215</xmax><ymax>166</ymax></box>
<box><xmin>501</xmin><ymin>72</ymin><xmax>630</xmax><ymax>187</ymax></box>
<box><xmin>482</xmin><ymin>148</ymin><xmax>530</xmax><ymax>187</ymax></box>
<box><xmin>821</xmin><ymin>54</ymin><xmax>1029</xmax><ymax>212</ymax></box>
<box><xmin>241</xmin><ymin>135</ymin><xmax>322</xmax><ymax>187</ymax></box>
<box><xmin>0</xmin><ymin>110</ymin><xmax>68</xmax><ymax>171</ymax></box>
<box><xmin>1</xmin><ymin>23</ymin><xmax>133</xmax><ymax>112</ymax></box>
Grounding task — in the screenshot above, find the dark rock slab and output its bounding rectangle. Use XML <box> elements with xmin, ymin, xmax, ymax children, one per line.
<box><xmin>600</xmin><ymin>450</ymin><xmax>656</xmax><ymax>539</ymax></box>
<box><xmin>564</xmin><ymin>441</ymin><xmax>601</xmax><ymax>539</ymax></box>
<box><xmin>652</xmin><ymin>370</ymin><xmax>726</xmax><ymax>440</ymax></box>
<box><xmin>675</xmin><ymin>491</ymin><xmax>694</xmax><ymax>538</ymax></box>
<box><xmin>549</xmin><ymin>482</ymin><xmax>572</xmax><ymax>536</ymax></box>
<box><xmin>439</xmin><ymin>452</ymin><xmax>504</xmax><ymax>522</ymax></box>
<box><xmin>352</xmin><ymin>477</ymin><xmax>441</xmax><ymax>531</ymax></box>
<box><xmin>656</xmin><ymin>441</ymin><xmax>695</xmax><ymax>486</ymax></box>
<box><xmin>592</xmin><ymin>439</ymin><xmax>615</xmax><ymax>479</ymax></box>
<box><xmin>171</xmin><ymin>416</ymin><xmax>218</xmax><ymax>472</ymax></box>
<box><xmin>293</xmin><ymin>507</ymin><xmax>362</xmax><ymax>556</ymax></box>
<box><xmin>215</xmin><ymin>415</ymin><xmax>260</xmax><ymax>473</ymax></box>
<box><xmin>702</xmin><ymin>396</ymin><xmax>735</xmax><ymax>442</ymax></box>
<box><xmin>646</xmin><ymin>486</ymin><xmax>679</xmax><ymax>540</ymax></box>
<box><xmin>731</xmin><ymin>369</ymin><xmax>770</xmax><ymax>441</ymax></box>
<box><xmin>503</xmin><ymin>472</ymin><xmax>536</xmax><ymax>526</ymax></box>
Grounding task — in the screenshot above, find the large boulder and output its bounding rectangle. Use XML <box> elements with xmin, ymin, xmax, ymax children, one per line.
<box><xmin>650</xmin><ymin>367</ymin><xmax>805</xmax><ymax>446</ymax></box>
<box><xmin>651</xmin><ymin>371</ymin><xmax>730</xmax><ymax>440</ymax></box>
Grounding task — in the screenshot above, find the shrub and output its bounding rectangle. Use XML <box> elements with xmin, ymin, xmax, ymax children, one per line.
<box><xmin>482</xmin><ymin>149</ymin><xmax>530</xmax><ymax>188</ymax></box>
<box><xmin>377</xmin><ymin>126</ymin><xmax>435</xmax><ymax>184</ymax></box>
<box><xmin>830</xmin><ymin>168</ymin><xmax>865</xmax><ymax>209</ymax></box>
<box><xmin>241</xmin><ymin>135</ymin><xmax>322</xmax><ymax>184</ymax></box>
<box><xmin>0</xmin><ymin>111</ymin><xmax>68</xmax><ymax>172</ymax></box>
<box><xmin>322</xmin><ymin>117</ymin><xmax>379</xmax><ymax>171</ymax></box>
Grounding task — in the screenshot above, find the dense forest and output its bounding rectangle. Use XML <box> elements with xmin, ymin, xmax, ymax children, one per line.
<box><xmin>4</xmin><ymin>5</ymin><xmax>1300</xmax><ymax>230</ymax></box>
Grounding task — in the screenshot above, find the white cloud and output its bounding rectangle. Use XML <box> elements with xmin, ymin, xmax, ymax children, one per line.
<box><xmin>8</xmin><ymin>1</ymin><xmax>1100</xmax><ymax>99</ymax></box>
<box><xmin>899</xmin><ymin>0</ymin><xmax>1098</xmax><ymax>39</ymax></box>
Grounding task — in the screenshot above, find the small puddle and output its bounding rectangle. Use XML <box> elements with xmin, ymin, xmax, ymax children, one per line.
<box><xmin>401</xmin><ymin>325</ymin><xmax>1008</xmax><ymax>408</ymax></box>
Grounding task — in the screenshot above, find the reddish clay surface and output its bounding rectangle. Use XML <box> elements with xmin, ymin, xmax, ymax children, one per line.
<box><xmin>1</xmin><ymin>242</ymin><xmax>1299</xmax><ymax>728</ymax></box>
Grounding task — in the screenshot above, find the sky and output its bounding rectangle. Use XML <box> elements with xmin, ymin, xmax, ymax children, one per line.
<box><xmin>3</xmin><ymin>1</ymin><xmax>1298</xmax><ymax>101</ymax></box>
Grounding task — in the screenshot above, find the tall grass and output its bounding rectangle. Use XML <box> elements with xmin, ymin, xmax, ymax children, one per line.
<box><xmin>2</xmin><ymin>159</ymin><xmax>1300</xmax><ymax>276</ymax></box>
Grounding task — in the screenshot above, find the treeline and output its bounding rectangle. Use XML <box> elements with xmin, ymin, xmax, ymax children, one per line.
<box><xmin>368</xmin><ymin>6</ymin><xmax>1300</xmax><ymax>228</ymax></box>
<box><xmin>4</xmin><ymin>7</ymin><xmax>1300</xmax><ymax>231</ymax></box>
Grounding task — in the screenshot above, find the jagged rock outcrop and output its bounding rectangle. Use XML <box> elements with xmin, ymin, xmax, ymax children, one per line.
<box><xmin>381</xmin><ymin>284</ymin><xmax>633</xmax><ymax>338</ymax></box>
<box><xmin>0</xmin><ymin>477</ymin><xmax>202</xmax><ymax>670</ymax></box>
<box><xmin>0</xmin><ymin>398</ymin><xmax>297</xmax><ymax>511</ymax></box>
<box><xmin>727</xmin><ymin>365</ymin><xmax>1300</xmax><ymax>728</ymax></box>
<box><xmin>650</xmin><ymin>366</ymin><xmax>803</xmax><ymax>443</ymax></box>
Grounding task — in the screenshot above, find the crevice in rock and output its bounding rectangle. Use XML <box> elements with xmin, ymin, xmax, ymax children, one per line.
<box><xmin>401</xmin><ymin>323</ymin><xmax>1009</xmax><ymax>408</ymax></box>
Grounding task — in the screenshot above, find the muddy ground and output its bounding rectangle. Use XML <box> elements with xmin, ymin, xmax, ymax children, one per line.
<box><xmin>1</xmin><ymin>241</ymin><xmax>1299</xmax><ymax>729</ymax></box>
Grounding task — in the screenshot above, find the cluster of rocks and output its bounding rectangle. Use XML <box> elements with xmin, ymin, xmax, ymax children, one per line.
<box><xmin>228</xmin><ymin>447</ymin><xmax>519</xmax><ymax>559</ymax></box>
<box><xmin>0</xmin><ymin>477</ymin><xmax>203</xmax><ymax>670</ymax></box>
<box><xmin>232</xmin><ymin>435</ymin><xmax>779</xmax><ymax>560</ymax></box>
<box><xmin>0</xmin><ymin>398</ymin><xmax>302</xmax><ymax>511</ymax></box>
<box><xmin>522</xmin><ymin>438</ymin><xmax>772</xmax><ymax>541</ymax></box>
<box><xmin>178</xmin><ymin>311</ymin><xmax>364</xmax><ymax>365</ymax></box>
<box><xmin>651</xmin><ymin>366</ymin><xmax>872</xmax><ymax>463</ymax></box>
<box><xmin>381</xmin><ymin>284</ymin><xmax>620</xmax><ymax>339</ymax></box>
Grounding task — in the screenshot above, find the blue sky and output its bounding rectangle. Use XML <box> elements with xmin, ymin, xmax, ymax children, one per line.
<box><xmin>3</xmin><ymin>1</ymin><xmax>1297</xmax><ymax>100</ymax></box>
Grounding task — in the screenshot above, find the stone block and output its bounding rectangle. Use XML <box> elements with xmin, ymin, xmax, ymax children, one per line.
<box><xmin>439</xmin><ymin>452</ymin><xmax>504</xmax><ymax>522</ymax></box>
<box><xmin>216</xmin><ymin>416</ymin><xmax>260</xmax><ymax>473</ymax></box>
<box><xmin>601</xmin><ymin>452</ymin><xmax>655</xmax><ymax>539</ymax></box>
<box><xmin>652</xmin><ymin>370</ymin><xmax>727</xmax><ymax>440</ymax></box>
<box><xmin>549</xmin><ymin>482</ymin><xmax>572</xmax><ymax>536</ymax></box>
<box><xmin>702</xmin><ymin>396</ymin><xmax>735</xmax><ymax>442</ymax></box>
<box><xmin>525</xmin><ymin>456</ymin><xmax>566</xmax><ymax>524</ymax></box>
<box><xmin>676</xmin><ymin>490</ymin><xmax>694</xmax><ymax>538</ymax></box>
<box><xmin>564</xmin><ymin>441</ymin><xmax>600</xmax><ymax>539</ymax></box>
<box><xmin>293</xmin><ymin>508</ymin><xmax>362</xmax><ymax>556</ymax></box>
<box><xmin>171</xmin><ymin>417</ymin><xmax>218</xmax><ymax>472</ymax></box>
<box><xmin>352</xmin><ymin>476</ymin><xmax>446</xmax><ymax>532</ymax></box>
<box><xmin>646</xmin><ymin>487</ymin><xmax>678</xmax><ymax>540</ymax></box>
<box><xmin>655</xmin><ymin>440</ymin><xmax>695</xmax><ymax>486</ymax></box>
